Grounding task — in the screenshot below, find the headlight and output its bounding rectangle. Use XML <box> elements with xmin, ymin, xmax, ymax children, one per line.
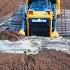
<box><xmin>28</xmin><ymin>10</ymin><xmax>33</xmax><ymax>15</ymax></box>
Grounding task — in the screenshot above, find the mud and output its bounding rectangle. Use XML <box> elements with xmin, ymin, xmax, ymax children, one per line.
<box><xmin>0</xmin><ymin>49</ymin><xmax>70</xmax><ymax>70</ymax></box>
<box><xmin>0</xmin><ymin>31</ymin><xmax>24</xmax><ymax>41</ymax></box>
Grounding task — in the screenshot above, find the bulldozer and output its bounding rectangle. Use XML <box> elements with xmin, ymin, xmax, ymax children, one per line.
<box><xmin>10</xmin><ymin>0</ymin><xmax>61</xmax><ymax>37</ymax></box>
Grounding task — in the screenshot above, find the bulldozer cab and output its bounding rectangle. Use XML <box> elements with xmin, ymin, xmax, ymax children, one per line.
<box><xmin>26</xmin><ymin>0</ymin><xmax>60</xmax><ymax>15</ymax></box>
<box><xmin>25</xmin><ymin>0</ymin><xmax>60</xmax><ymax>37</ymax></box>
<box><xmin>28</xmin><ymin>0</ymin><xmax>51</xmax><ymax>11</ymax></box>
<box><xmin>25</xmin><ymin>0</ymin><xmax>53</xmax><ymax>36</ymax></box>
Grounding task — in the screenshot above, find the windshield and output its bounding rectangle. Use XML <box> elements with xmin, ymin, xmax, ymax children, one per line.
<box><xmin>29</xmin><ymin>0</ymin><xmax>51</xmax><ymax>11</ymax></box>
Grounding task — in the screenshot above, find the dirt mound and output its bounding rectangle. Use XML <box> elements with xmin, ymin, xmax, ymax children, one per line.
<box><xmin>32</xmin><ymin>49</ymin><xmax>70</xmax><ymax>70</ymax></box>
<box><xmin>0</xmin><ymin>31</ymin><xmax>25</xmax><ymax>41</ymax></box>
<box><xmin>0</xmin><ymin>53</ymin><xmax>25</xmax><ymax>70</ymax></box>
<box><xmin>0</xmin><ymin>0</ymin><xmax>25</xmax><ymax>17</ymax></box>
<box><xmin>0</xmin><ymin>49</ymin><xmax>70</xmax><ymax>70</ymax></box>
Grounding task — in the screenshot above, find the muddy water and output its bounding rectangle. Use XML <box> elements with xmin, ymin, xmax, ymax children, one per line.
<box><xmin>0</xmin><ymin>34</ymin><xmax>70</xmax><ymax>55</ymax></box>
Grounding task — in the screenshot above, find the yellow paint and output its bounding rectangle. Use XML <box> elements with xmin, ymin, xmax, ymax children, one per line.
<box><xmin>57</xmin><ymin>0</ymin><xmax>61</xmax><ymax>16</ymax></box>
<box><xmin>27</xmin><ymin>11</ymin><xmax>53</xmax><ymax>20</ymax></box>
<box><xmin>26</xmin><ymin>0</ymin><xmax>29</xmax><ymax>5</ymax></box>
<box><xmin>51</xmin><ymin>31</ymin><xmax>59</xmax><ymax>38</ymax></box>
<box><xmin>27</xmin><ymin>11</ymin><xmax>54</xmax><ymax>36</ymax></box>
<box><xmin>19</xmin><ymin>30</ymin><xmax>25</xmax><ymax>35</ymax></box>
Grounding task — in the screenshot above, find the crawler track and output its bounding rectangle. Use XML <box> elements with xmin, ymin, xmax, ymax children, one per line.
<box><xmin>57</xmin><ymin>0</ymin><xmax>70</xmax><ymax>36</ymax></box>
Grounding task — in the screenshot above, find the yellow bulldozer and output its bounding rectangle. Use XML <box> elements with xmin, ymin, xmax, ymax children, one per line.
<box><xmin>9</xmin><ymin>0</ymin><xmax>61</xmax><ymax>37</ymax></box>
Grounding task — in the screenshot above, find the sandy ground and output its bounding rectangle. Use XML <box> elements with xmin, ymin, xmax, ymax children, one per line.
<box><xmin>0</xmin><ymin>49</ymin><xmax>70</xmax><ymax>70</ymax></box>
